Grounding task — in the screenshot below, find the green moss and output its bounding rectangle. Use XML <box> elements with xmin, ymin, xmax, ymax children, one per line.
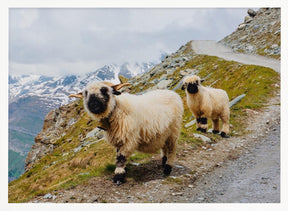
<box><xmin>104</xmin><ymin>164</ymin><xmax>116</xmax><ymax>173</ymax></box>
<box><xmin>129</xmin><ymin>152</ymin><xmax>151</xmax><ymax>162</ymax></box>
<box><xmin>162</xmin><ymin>176</ymin><xmax>184</xmax><ymax>185</ymax></box>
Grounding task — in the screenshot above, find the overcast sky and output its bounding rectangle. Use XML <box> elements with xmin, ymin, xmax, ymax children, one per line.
<box><xmin>9</xmin><ymin>8</ymin><xmax>250</xmax><ymax>76</ymax></box>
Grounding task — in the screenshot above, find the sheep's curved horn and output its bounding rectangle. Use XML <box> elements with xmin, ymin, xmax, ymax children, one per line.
<box><xmin>69</xmin><ymin>92</ymin><xmax>83</xmax><ymax>98</ymax></box>
<box><xmin>102</xmin><ymin>82</ymin><xmax>115</xmax><ymax>87</ymax></box>
<box><xmin>112</xmin><ymin>83</ymin><xmax>131</xmax><ymax>90</ymax></box>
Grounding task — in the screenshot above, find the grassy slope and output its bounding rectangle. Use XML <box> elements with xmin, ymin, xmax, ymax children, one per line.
<box><xmin>221</xmin><ymin>10</ymin><xmax>280</xmax><ymax>60</ymax></box>
<box><xmin>8</xmin><ymin>42</ymin><xmax>280</xmax><ymax>202</ymax></box>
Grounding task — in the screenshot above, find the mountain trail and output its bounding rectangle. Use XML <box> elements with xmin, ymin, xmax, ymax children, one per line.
<box><xmin>192</xmin><ymin>40</ymin><xmax>280</xmax><ymax>73</ymax></box>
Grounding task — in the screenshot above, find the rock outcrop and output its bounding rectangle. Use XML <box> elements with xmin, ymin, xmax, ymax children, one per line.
<box><xmin>25</xmin><ymin>100</ymin><xmax>86</xmax><ymax>171</ymax></box>
<box><xmin>220</xmin><ymin>8</ymin><xmax>280</xmax><ymax>59</ymax></box>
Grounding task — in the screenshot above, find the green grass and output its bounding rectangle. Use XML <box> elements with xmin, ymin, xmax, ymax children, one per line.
<box><xmin>175</xmin><ymin>54</ymin><xmax>279</xmax><ymax>137</ymax></box>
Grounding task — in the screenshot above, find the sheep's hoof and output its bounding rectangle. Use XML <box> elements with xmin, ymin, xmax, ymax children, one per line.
<box><xmin>212</xmin><ymin>130</ymin><xmax>220</xmax><ymax>134</ymax></box>
<box><xmin>163</xmin><ymin>164</ymin><xmax>172</xmax><ymax>175</ymax></box>
<box><xmin>220</xmin><ymin>132</ymin><xmax>230</xmax><ymax>138</ymax></box>
<box><xmin>113</xmin><ymin>173</ymin><xmax>126</xmax><ymax>185</ymax></box>
<box><xmin>162</xmin><ymin>156</ymin><xmax>167</xmax><ymax>167</ymax></box>
<box><xmin>200</xmin><ymin>128</ymin><xmax>207</xmax><ymax>133</ymax></box>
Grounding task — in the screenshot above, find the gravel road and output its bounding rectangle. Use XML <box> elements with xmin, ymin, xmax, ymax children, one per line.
<box><xmin>192</xmin><ymin>40</ymin><xmax>280</xmax><ymax>73</ymax></box>
<box><xmin>182</xmin><ymin>115</ymin><xmax>280</xmax><ymax>203</ymax></box>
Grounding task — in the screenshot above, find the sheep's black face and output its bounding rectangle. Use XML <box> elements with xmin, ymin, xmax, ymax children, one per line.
<box><xmin>86</xmin><ymin>87</ymin><xmax>110</xmax><ymax>114</ymax></box>
<box><xmin>187</xmin><ymin>82</ymin><xmax>199</xmax><ymax>94</ymax></box>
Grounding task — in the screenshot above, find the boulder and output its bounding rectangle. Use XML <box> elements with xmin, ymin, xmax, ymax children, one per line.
<box><xmin>85</xmin><ymin>127</ymin><xmax>101</xmax><ymax>139</ymax></box>
<box><xmin>156</xmin><ymin>79</ymin><xmax>173</xmax><ymax>89</ymax></box>
<box><xmin>229</xmin><ymin>94</ymin><xmax>246</xmax><ymax>108</ymax></box>
<box><xmin>238</xmin><ymin>23</ymin><xmax>247</xmax><ymax>30</ymax></box>
<box><xmin>247</xmin><ymin>9</ymin><xmax>257</xmax><ymax>17</ymax></box>
<box><xmin>172</xmin><ymin>80</ymin><xmax>183</xmax><ymax>91</ymax></box>
<box><xmin>274</xmin><ymin>29</ymin><xmax>280</xmax><ymax>35</ymax></box>
<box><xmin>244</xmin><ymin>15</ymin><xmax>253</xmax><ymax>24</ymax></box>
<box><xmin>193</xmin><ymin>133</ymin><xmax>212</xmax><ymax>143</ymax></box>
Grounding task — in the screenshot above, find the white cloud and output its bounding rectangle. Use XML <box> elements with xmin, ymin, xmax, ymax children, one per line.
<box><xmin>9</xmin><ymin>8</ymin><xmax>248</xmax><ymax>76</ymax></box>
<box><xmin>9</xmin><ymin>61</ymin><xmax>102</xmax><ymax>76</ymax></box>
<box><xmin>16</xmin><ymin>9</ymin><xmax>39</xmax><ymax>29</ymax></box>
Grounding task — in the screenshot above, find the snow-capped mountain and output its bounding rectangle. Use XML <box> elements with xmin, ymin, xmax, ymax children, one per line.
<box><xmin>9</xmin><ymin>62</ymin><xmax>155</xmax><ymax>108</ymax></box>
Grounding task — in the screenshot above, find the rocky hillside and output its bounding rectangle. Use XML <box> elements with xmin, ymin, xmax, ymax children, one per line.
<box><xmin>220</xmin><ymin>8</ymin><xmax>280</xmax><ymax>59</ymax></box>
<box><xmin>8</xmin><ymin>39</ymin><xmax>280</xmax><ymax>202</ymax></box>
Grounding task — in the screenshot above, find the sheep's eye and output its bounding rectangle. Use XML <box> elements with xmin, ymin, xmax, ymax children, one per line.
<box><xmin>195</xmin><ymin>81</ymin><xmax>198</xmax><ymax>85</ymax></box>
<box><xmin>84</xmin><ymin>90</ymin><xmax>88</xmax><ymax>96</ymax></box>
<box><xmin>100</xmin><ymin>87</ymin><xmax>108</xmax><ymax>94</ymax></box>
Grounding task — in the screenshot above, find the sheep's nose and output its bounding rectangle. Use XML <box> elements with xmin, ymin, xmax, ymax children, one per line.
<box><xmin>88</xmin><ymin>94</ymin><xmax>105</xmax><ymax>114</ymax></box>
<box><xmin>187</xmin><ymin>83</ymin><xmax>198</xmax><ymax>94</ymax></box>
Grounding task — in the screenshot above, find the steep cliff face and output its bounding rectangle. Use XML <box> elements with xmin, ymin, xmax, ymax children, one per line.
<box><xmin>220</xmin><ymin>8</ymin><xmax>280</xmax><ymax>59</ymax></box>
<box><xmin>25</xmin><ymin>100</ymin><xmax>85</xmax><ymax>171</ymax></box>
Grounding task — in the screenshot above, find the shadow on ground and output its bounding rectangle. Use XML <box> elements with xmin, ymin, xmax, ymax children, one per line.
<box><xmin>124</xmin><ymin>160</ymin><xmax>192</xmax><ymax>183</ymax></box>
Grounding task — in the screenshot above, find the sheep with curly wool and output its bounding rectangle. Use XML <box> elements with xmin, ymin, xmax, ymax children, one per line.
<box><xmin>70</xmin><ymin>81</ymin><xmax>184</xmax><ymax>185</ymax></box>
<box><xmin>182</xmin><ymin>75</ymin><xmax>230</xmax><ymax>138</ymax></box>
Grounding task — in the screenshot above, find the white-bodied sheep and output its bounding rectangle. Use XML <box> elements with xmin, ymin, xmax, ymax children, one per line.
<box><xmin>70</xmin><ymin>82</ymin><xmax>184</xmax><ymax>184</ymax></box>
<box><xmin>182</xmin><ymin>75</ymin><xmax>230</xmax><ymax>138</ymax></box>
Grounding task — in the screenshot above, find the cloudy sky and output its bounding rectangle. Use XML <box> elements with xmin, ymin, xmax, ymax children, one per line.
<box><xmin>9</xmin><ymin>8</ymin><xmax>250</xmax><ymax>76</ymax></box>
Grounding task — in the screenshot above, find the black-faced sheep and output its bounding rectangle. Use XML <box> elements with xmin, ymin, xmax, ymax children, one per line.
<box><xmin>70</xmin><ymin>82</ymin><xmax>184</xmax><ymax>185</ymax></box>
<box><xmin>182</xmin><ymin>75</ymin><xmax>230</xmax><ymax>138</ymax></box>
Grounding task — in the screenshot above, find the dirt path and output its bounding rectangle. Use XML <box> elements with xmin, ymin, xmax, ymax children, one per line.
<box><xmin>191</xmin><ymin>122</ymin><xmax>280</xmax><ymax>203</ymax></box>
<box><xmin>192</xmin><ymin>40</ymin><xmax>280</xmax><ymax>73</ymax></box>
<box><xmin>30</xmin><ymin>41</ymin><xmax>281</xmax><ymax>203</ymax></box>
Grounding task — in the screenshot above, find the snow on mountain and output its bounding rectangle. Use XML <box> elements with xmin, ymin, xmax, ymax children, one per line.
<box><xmin>9</xmin><ymin>62</ymin><xmax>155</xmax><ymax>107</ymax></box>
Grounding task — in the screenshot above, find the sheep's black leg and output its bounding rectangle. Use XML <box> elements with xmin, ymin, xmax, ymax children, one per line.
<box><xmin>220</xmin><ymin>115</ymin><xmax>230</xmax><ymax>138</ymax></box>
<box><xmin>196</xmin><ymin>118</ymin><xmax>202</xmax><ymax>131</ymax></box>
<box><xmin>200</xmin><ymin>128</ymin><xmax>207</xmax><ymax>133</ymax></box>
<box><xmin>200</xmin><ymin>117</ymin><xmax>207</xmax><ymax>133</ymax></box>
<box><xmin>163</xmin><ymin>164</ymin><xmax>172</xmax><ymax>175</ymax></box>
<box><xmin>212</xmin><ymin>119</ymin><xmax>220</xmax><ymax>134</ymax></box>
<box><xmin>113</xmin><ymin>153</ymin><xmax>126</xmax><ymax>185</ymax></box>
<box><xmin>162</xmin><ymin>136</ymin><xmax>176</xmax><ymax>176</ymax></box>
<box><xmin>162</xmin><ymin>150</ymin><xmax>172</xmax><ymax>175</ymax></box>
<box><xmin>220</xmin><ymin>132</ymin><xmax>230</xmax><ymax>138</ymax></box>
<box><xmin>162</xmin><ymin>156</ymin><xmax>167</xmax><ymax>167</ymax></box>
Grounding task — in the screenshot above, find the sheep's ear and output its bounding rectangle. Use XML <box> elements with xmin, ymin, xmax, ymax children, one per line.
<box><xmin>69</xmin><ymin>92</ymin><xmax>83</xmax><ymax>98</ymax></box>
<box><xmin>112</xmin><ymin>90</ymin><xmax>122</xmax><ymax>95</ymax></box>
<box><xmin>181</xmin><ymin>83</ymin><xmax>186</xmax><ymax>90</ymax></box>
<box><xmin>200</xmin><ymin>79</ymin><xmax>205</xmax><ymax>83</ymax></box>
<box><xmin>110</xmin><ymin>82</ymin><xmax>130</xmax><ymax>95</ymax></box>
<box><xmin>111</xmin><ymin>83</ymin><xmax>131</xmax><ymax>91</ymax></box>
